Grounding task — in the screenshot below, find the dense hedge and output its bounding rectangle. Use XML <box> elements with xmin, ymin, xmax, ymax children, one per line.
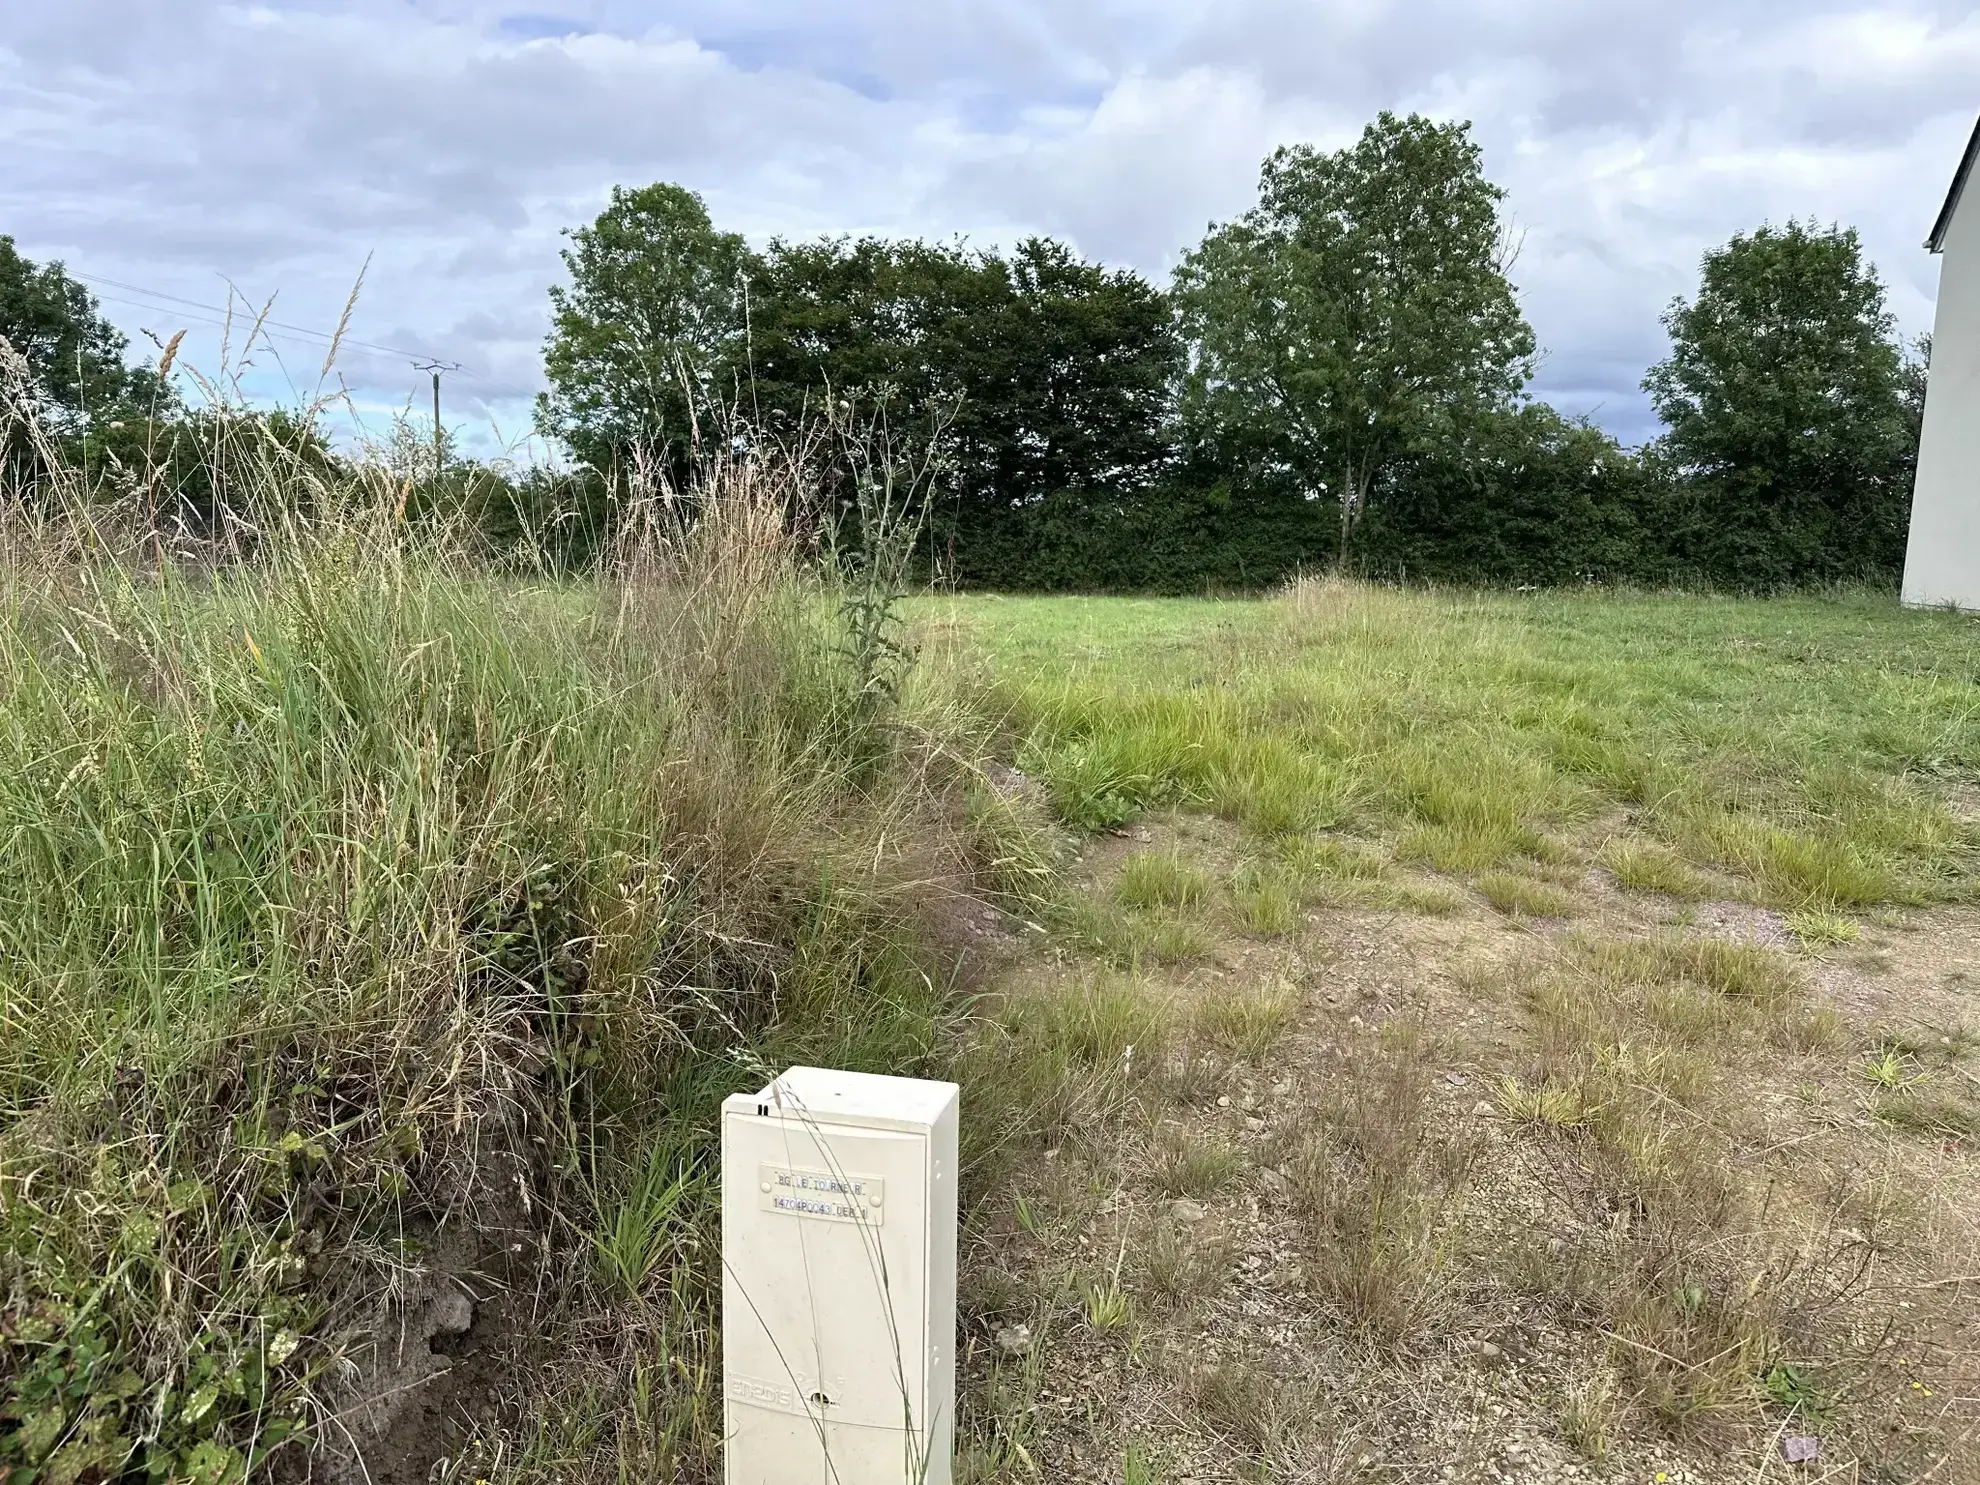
<box><xmin>946</xmin><ymin>405</ymin><xmax>1676</xmax><ymax>594</ymax></box>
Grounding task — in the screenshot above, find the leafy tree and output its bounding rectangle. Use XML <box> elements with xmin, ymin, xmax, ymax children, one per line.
<box><xmin>0</xmin><ymin>236</ymin><xmax>157</xmax><ymax>429</ymax></box>
<box><xmin>746</xmin><ymin>235</ymin><xmax>992</xmax><ymax>435</ymax></box>
<box><xmin>1643</xmin><ymin>221</ymin><xmax>1914</xmax><ymax>586</ymax></box>
<box><xmin>536</xmin><ymin>184</ymin><xmax>753</xmax><ymax>481</ymax></box>
<box><xmin>746</xmin><ymin>233</ymin><xmax>1177</xmax><ymax>578</ymax></box>
<box><xmin>1174</xmin><ymin>112</ymin><xmax>1534</xmax><ymax>565</ymax></box>
<box><xmin>136</xmin><ymin>409</ymin><xmax>340</xmax><ymax>535</ymax></box>
<box><xmin>960</xmin><ymin>238</ymin><xmax>1176</xmax><ymax>531</ymax></box>
<box><xmin>1900</xmin><ymin>333</ymin><xmax>1930</xmax><ymax>464</ymax></box>
<box><xmin>1</xmin><ymin>237</ymin><xmax>178</xmax><ymax>505</ymax></box>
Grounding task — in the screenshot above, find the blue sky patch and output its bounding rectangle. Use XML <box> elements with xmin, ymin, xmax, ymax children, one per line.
<box><xmin>497</xmin><ymin>13</ymin><xmax>589</xmax><ymax>41</ymax></box>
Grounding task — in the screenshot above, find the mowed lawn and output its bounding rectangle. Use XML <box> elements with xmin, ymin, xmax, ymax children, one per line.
<box><xmin>926</xmin><ymin>582</ymin><xmax>1980</xmax><ymax>912</ymax></box>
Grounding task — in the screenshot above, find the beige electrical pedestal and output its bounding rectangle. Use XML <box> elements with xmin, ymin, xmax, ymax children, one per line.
<box><xmin>721</xmin><ymin>1067</ymin><xmax>958</xmax><ymax>1485</ymax></box>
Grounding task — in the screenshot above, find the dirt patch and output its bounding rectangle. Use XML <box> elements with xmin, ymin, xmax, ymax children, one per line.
<box><xmin>1801</xmin><ymin>904</ymin><xmax>1980</xmax><ymax>1031</ymax></box>
<box><xmin>1687</xmin><ymin>899</ymin><xmax>1793</xmax><ymax>951</ymax></box>
<box><xmin>959</xmin><ymin>815</ymin><xmax>1980</xmax><ymax>1485</ymax></box>
<box><xmin>310</xmin><ymin>1154</ymin><xmax>545</xmax><ymax>1485</ymax></box>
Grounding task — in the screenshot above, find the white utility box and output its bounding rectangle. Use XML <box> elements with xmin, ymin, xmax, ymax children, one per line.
<box><xmin>721</xmin><ymin>1066</ymin><xmax>958</xmax><ymax>1485</ymax></box>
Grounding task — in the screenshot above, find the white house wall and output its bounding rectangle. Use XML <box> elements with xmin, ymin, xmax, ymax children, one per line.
<box><xmin>1903</xmin><ymin>188</ymin><xmax>1980</xmax><ymax>608</ymax></box>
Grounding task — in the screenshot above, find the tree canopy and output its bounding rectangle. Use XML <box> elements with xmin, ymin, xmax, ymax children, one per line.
<box><xmin>1173</xmin><ymin>112</ymin><xmax>1535</xmax><ymax>564</ymax></box>
<box><xmin>536</xmin><ymin>195</ymin><xmax>1179</xmax><ymax>579</ymax></box>
<box><xmin>1644</xmin><ymin>221</ymin><xmax>1916</xmax><ymax>586</ymax></box>
<box><xmin>747</xmin><ymin>234</ymin><xmax>1176</xmax><ymax>558</ymax></box>
<box><xmin>524</xmin><ymin>126</ymin><xmax>1927</xmax><ymax>594</ymax></box>
<box><xmin>0</xmin><ymin>236</ymin><xmax>159</xmax><ymax>430</ymax></box>
<box><xmin>535</xmin><ymin>183</ymin><xmax>752</xmax><ymax>480</ymax></box>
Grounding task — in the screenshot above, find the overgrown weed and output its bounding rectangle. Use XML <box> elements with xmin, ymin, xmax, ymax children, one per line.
<box><xmin>1290</xmin><ymin>1025</ymin><xmax>1474</xmax><ymax>1353</ymax></box>
<box><xmin>0</xmin><ymin>371</ymin><xmax>1034</xmax><ymax>1482</ymax></box>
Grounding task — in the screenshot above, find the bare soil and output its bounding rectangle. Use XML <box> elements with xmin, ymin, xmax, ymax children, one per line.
<box><xmin>959</xmin><ymin>814</ymin><xmax>1980</xmax><ymax>1485</ymax></box>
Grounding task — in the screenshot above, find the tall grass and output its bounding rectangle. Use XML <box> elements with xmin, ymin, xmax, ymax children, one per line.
<box><xmin>0</xmin><ymin>359</ymin><xmax>1040</xmax><ymax>1483</ymax></box>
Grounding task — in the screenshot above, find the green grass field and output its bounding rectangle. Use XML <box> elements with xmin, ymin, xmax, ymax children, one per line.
<box><xmin>8</xmin><ymin>438</ymin><xmax>1979</xmax><ymax>1485</ymax></box>
<box><xmin>931</xmin><ymin>580</ymin><xmax>1980</xmax><ymax>1484</ymax></box>
<box><xmin>928</xmin><ymin>581</ymin><xmax>1980</xmax><ymax>908</ymax></box>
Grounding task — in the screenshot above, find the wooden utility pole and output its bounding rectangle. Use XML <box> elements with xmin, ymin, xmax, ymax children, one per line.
<box><xmin>414</xmin><ymin>361</ymin><xmax>461</xmax><ymax>480</ymax></box>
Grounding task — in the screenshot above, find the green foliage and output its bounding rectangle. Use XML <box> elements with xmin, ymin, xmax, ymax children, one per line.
<box><xmin>818</xmin><ymin>397</ymin><xmax>949</xmax><ymax>729</ymax></box>
<box><xmin>471</xmin><ymin>463</ymin><xmax>619</xmax><ymax>572</ymax></box>
<box><xmin>101</xmin><ymin>408</ymin><xmax>341</xmax><ymax>536</ymax></box>
<box><xmin>1116</xmin><ymin>850</ymin><xmax>1214</xmax><ymax>910</ymax></box>
<box><xmin>1174</xmin><ymin>112</ymin><xmax>1535</xmax><ymax>567</ymax></box>
<box><xmin>536</xmin><ymin>200</ymin><xmax>1180</xmax><ymax>580</ymax></box>
<box><xmin>520</xmin><ymin>153</ymin><xmax>1926</xmax><ymax>597</ymax></box>
<box><xmin>590</xmin><ymin>1145</ymin><xmax>697</xmax><ymax>1301</ymax></box>
<box><xmin>1</xmin><ymin>237</ymin><xmax>174</xmax><ymax>501</ymax></box>
<box><xmin>0</xmin><ymin>235</ymin><xmax>159</xmax><ymax>430</ymax></box>
<box><xmin>749</xmin><ymin>232</ymin><xmax>1179</xmax><ymax>581</ymax></box>
<box><xmin>536</xmin><ymin>183</ymin><xmax>752</xmax><ymax>479</ymax></box>
<box><xmin>1</xmin><ymin>1208</ymin><xmax>313</xmax><ymax>1484</ymax></box>
<box><xmin>1644</xmin><ymin>221</ymin><xmax>1916</xmax><ymax>587</ymax></box>
<box><xmin>952</xmin><ymin>474</ymin><xmax>1337</xmax><ymax>594</ymax></box>
<box><xmin>746</xmin><ymin>233</ymin><xmax>989</xmax><ymax>433</ymax></box>
<box><xmin>1763</xmin><ymin>1362</ymin><xmax>1830</xmax><ymax>1419</ymax></box>
<box><xmin>1357</xmin><ymin>404</ymin><xmax>1662</xmax><ymax>586</ymax></box>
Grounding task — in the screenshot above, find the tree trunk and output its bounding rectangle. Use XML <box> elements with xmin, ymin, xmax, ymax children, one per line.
<box><xmin>1337</xmin><ymin>465</ymin><xmax>1354</xmax><ymax>569</ymax></box>
<box><xmin>1338</xmin><ymin>464</ymin><xmax>1369</xmax><ymax>571</ymax></box>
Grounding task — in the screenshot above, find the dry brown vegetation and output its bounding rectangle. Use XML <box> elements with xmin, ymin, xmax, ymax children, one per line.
<box><xmin>953</xmin><ymin>811</ymin><xmax>1980</xmax><ymax>1485</ymax></box>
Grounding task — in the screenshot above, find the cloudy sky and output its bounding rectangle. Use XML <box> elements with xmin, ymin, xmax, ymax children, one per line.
<box><xmin>4</xmin><ymin>0</ymin><xmax>1975</xmax><ymax>456</ymax></box>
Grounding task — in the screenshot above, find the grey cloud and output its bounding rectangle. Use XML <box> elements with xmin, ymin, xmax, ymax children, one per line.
<box><xmin>1</xmin><ymin>0</ymin><xmax>1969</xmax><ymax>454</ymax></box>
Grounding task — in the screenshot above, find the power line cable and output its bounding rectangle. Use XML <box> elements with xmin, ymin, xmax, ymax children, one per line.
<box><xmin>83</xmin><ymin>271</ymin><xmax>464</xmax><ymax>367</ymax></box>
<box><xmin>75</xmin><ymin>271</ymin><xmax>480</xmax><ymax>376</ymax></box>
<box><xmin>89</xmin><ymin>291</ymin><xmax>364</xmax><ymax>361</ymax></box>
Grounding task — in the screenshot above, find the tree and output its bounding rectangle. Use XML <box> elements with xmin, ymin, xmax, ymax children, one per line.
<box><xmin>1174</xmin><ymin>112</ymin><xmax>1534</xmax><ymax>566</ymax></box>
<box><xmin>964</xmin><ymin>238</ymin><xmax>1177</xmax><ymax>524</ymax></box>
<box><xmin>1643</xmin><ymin>221</ymin><xmax>1914</xmax><ymax>586</ymax></box>
<box><xmin>1900</xmin><ymin>333</ymin><xmax>1930</xmax><ymax>468</ymax></box>
<box><xmin>746</xmin><ymin>233</ymin><xmax>1178</xmax><ymax>579</ymax></box>
<box><xmin>746</xmin><ymin>234</ymin><xmax>992</xmax><ymax>437</ymax></box>
<box><xmin>2</xmin><ymin>236</ymin><xmax>176</xmax><ymax>500</ymax></box>
<box><xmin>132</xmin><ymin>408</ymin><xmax>339</xmax><ymax>536</ymax></box>
<box><xmin>536</xmin><ymin>184</ymin><xmax>753</xmax><ymax>481</ymax></box>
<box><xmin>1</xmin><ymin>236</ymin><xmax>159</xmax><ymax>430</ymax></box>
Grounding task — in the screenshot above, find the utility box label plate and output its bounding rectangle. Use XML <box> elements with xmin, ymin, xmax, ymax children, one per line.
<box><xmin>758</xmin><ymin>1163</ymin><xmax>884</xmax><ymax>1225</ymax></box>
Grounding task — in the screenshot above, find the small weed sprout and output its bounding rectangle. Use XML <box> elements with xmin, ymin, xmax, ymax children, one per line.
<box><xmin>1122</xmin><ymin>1441</ymin><xmax>1164</xmax><ymax>1485</ymax></box>
<box><xmin>1082</xmin><ymin>1279</ymin><xmax>1133</xmax><ymax>1331</ymax></box>
<box><xmin>1786</xmin><ymin>909</ymin><xmax>1860</xmax><ymax>952</ymax></box>
<box><xmin>1599</xmin><ymin>838</ymin><xmax>1706</xmax><ymax>898</ymax></box>
<box><xmin>1860</xmin><ymin>1042</ymin><xmax>1921</xmax><ymax>1090</ymax></box>
<box><xmin>1152</xmin><ymin>1128</ymin><xmax>1244</xmax><ymax>1198</ymax></box>
<box><xmin>1229</xmin><ymin>862</ymin><xmax>1300</xmax><ymax>934</ymax></box>
<box><xmin>1082</xmin><ymin>1224</ymin><xmax>1135</xmax><ymax>1331</ymax></box>
<box><xmin>1557</xmin><ymin>1366</ymin><xmax>1624</xmax><ymax>1462</ymax></box>
<box><xmin>1117</xmin><ymin>849</ymin><xmax>1214</xmax><ymax>910</ymax></box>
<box><xmin>1194</xmin><ymin>985</ymin><xmax>1299</xmax><ymax>1063</ymax></box>
<box><xmin>1763</xmin><ymin>1362</ymin><xmax>1829</xmax><ymax>1419</ymax></box>
<box><xmin>1497</xmin><ymin>1075</ymin><xmax>1595</xmax><ymax>1128</ymax></box>
<box><xmin>1478</xmin><ymin>872</ymin><xmax>1578</xmax><ymax>918</ymax></box>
